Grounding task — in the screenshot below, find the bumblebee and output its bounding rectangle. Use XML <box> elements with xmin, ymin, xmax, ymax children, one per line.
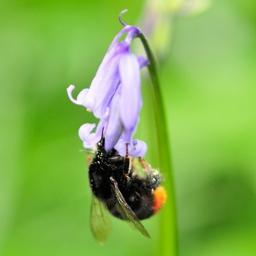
<box><xmin>88</xmin><ymin>138</ymin><xmax>167</xmax><ymax>241</ymax></box>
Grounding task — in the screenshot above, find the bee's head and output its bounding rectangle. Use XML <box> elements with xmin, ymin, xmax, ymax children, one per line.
<box><xmin>97</xmin><ymin>136</ymin><xmax>105</xmax><ymax>150</ymax></box>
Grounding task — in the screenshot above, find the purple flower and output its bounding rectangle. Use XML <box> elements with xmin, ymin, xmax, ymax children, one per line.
<box><xmin>67</xmin><ymin>25</ymin><xmax>149</xmax><ymax>157</ymax></box>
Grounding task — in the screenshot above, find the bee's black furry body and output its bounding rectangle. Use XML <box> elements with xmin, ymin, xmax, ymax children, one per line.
<box><xmin>89</xmin><ymin>140</ymin><xmax>161</xmax><ymax>220</ymax></box>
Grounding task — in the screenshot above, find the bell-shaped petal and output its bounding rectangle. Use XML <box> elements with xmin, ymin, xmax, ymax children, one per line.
<box><xmin>119</xmin><ymin>53</ymin><xmax>142</xmax><ymax>142</ymax></box>
<box><xmin>84</xmin><ymin>44</ymin><xmax>130</xmax><ymax>118</ymax></box>
<box><xmin>104</xmin><ymin>92</ymin><xmax>123</xmax><ymax>151</ymax></box>
<box><xmin>84</xmin><ymin>27</ymin><xmax>141</xmax><ymax>118</ymax></box>
<box><xmin>68</xmin><ymin>25</ymin><xmax>148</xmax><ymax>156</ymax></box>
<box><xmin>115</xmin><ymin>138</ymin><xmax>147</xmax><ymax>157</ymax></box>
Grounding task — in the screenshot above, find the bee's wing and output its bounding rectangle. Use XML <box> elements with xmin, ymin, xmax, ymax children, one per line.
<box><xmin>109</xmin><ymin>177</ymin><xmax>150</xmax><ymax>238</ymax></box>
<box><xmin>90</xmin><ymin>194</ymin><xmax>111</xmax><ymax>243</ymax></box>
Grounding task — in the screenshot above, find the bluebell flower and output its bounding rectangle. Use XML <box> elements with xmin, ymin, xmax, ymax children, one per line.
<box><xmin>67</xmin><ymin>25</ymin><xmax>148</xmax><ymax>157</ymax></box>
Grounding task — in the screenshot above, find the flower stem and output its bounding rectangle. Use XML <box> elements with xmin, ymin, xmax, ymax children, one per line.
<box><xmin>138</xmin><ymin>33</ymin><xmax>178</xmax><ymax>256</ymax></box>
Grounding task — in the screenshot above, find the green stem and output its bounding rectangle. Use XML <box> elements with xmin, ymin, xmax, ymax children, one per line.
<box><xmin>138</xmin><ymin>33</ymin><xmax>178</xmax><ymax>256</ymax></box>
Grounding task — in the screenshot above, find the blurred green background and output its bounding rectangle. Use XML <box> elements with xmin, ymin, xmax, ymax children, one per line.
<box><xmin>0</xmin><ymin>0</ymin><xmax>255</xmax><ymax>255</ymax></box>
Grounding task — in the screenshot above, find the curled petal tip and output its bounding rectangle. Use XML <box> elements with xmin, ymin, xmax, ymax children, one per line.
<box><xmin>67</xmin><ymin>85</ymin><xmax>92</xmax><ymax>110</ymax></box>
<box><xmin>79</xmin><ymin>123</ymin><xmax>95</xmax><ymax>139</ymax></box>
<box><xmin>67</xmin><ymin>84</ymin><xmax>80</xmax><ymax>104</ymax></box>
<box><xmin>79</xmin><ymin>123</ymin><xmax>98</xmax><ymax>148</ymax></box>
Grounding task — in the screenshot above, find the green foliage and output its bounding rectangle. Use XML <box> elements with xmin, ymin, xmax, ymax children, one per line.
<box><xmin>0</xmin><ymin>1</ymin><xmax>255</xmax><ymax>256</ymax></box>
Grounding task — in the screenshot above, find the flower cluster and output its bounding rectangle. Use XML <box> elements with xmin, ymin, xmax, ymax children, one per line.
<box><xmin>67</xmin><ymin>25</ymin><xmax>148</xmax><ymax>157</ymax></box>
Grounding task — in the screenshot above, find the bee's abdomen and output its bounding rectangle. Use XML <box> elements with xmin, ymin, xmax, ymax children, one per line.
<box><xmin>106</xmin><ymin>179</ymin><xmax>155</xmax><ymax>220</ymax></box>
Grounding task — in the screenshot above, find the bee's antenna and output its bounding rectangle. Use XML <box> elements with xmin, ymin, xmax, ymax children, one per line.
<box><xmin>101</xmin><ymin>127</ymin><xmax>105</xmax><ymax>139</ymax></box>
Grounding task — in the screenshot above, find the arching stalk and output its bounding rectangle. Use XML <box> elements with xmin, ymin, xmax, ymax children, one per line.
<box><xmin>138</xmin><ymin>33</ymin><xmax>178</xmax><ymax>256</ymax></box>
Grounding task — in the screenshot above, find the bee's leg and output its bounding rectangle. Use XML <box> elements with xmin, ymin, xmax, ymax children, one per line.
<box><xmin>124</xmin><ymin>143</ymin><xmax>132</xmax><ymax>175</ymax></box>
<box><xmin>124</xmin><ymin>156</ymin><xmax>131</xmax><ymax>176</ymax></box>
<box><xmin>125</xmin><ymin>143</ymin><xmax>129</xmax><ymax>157</ymax></box>
<box><xmin>127</xmin><ymin>157</ymin><xmax>132</xmax><ymax>176</ymax></box>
